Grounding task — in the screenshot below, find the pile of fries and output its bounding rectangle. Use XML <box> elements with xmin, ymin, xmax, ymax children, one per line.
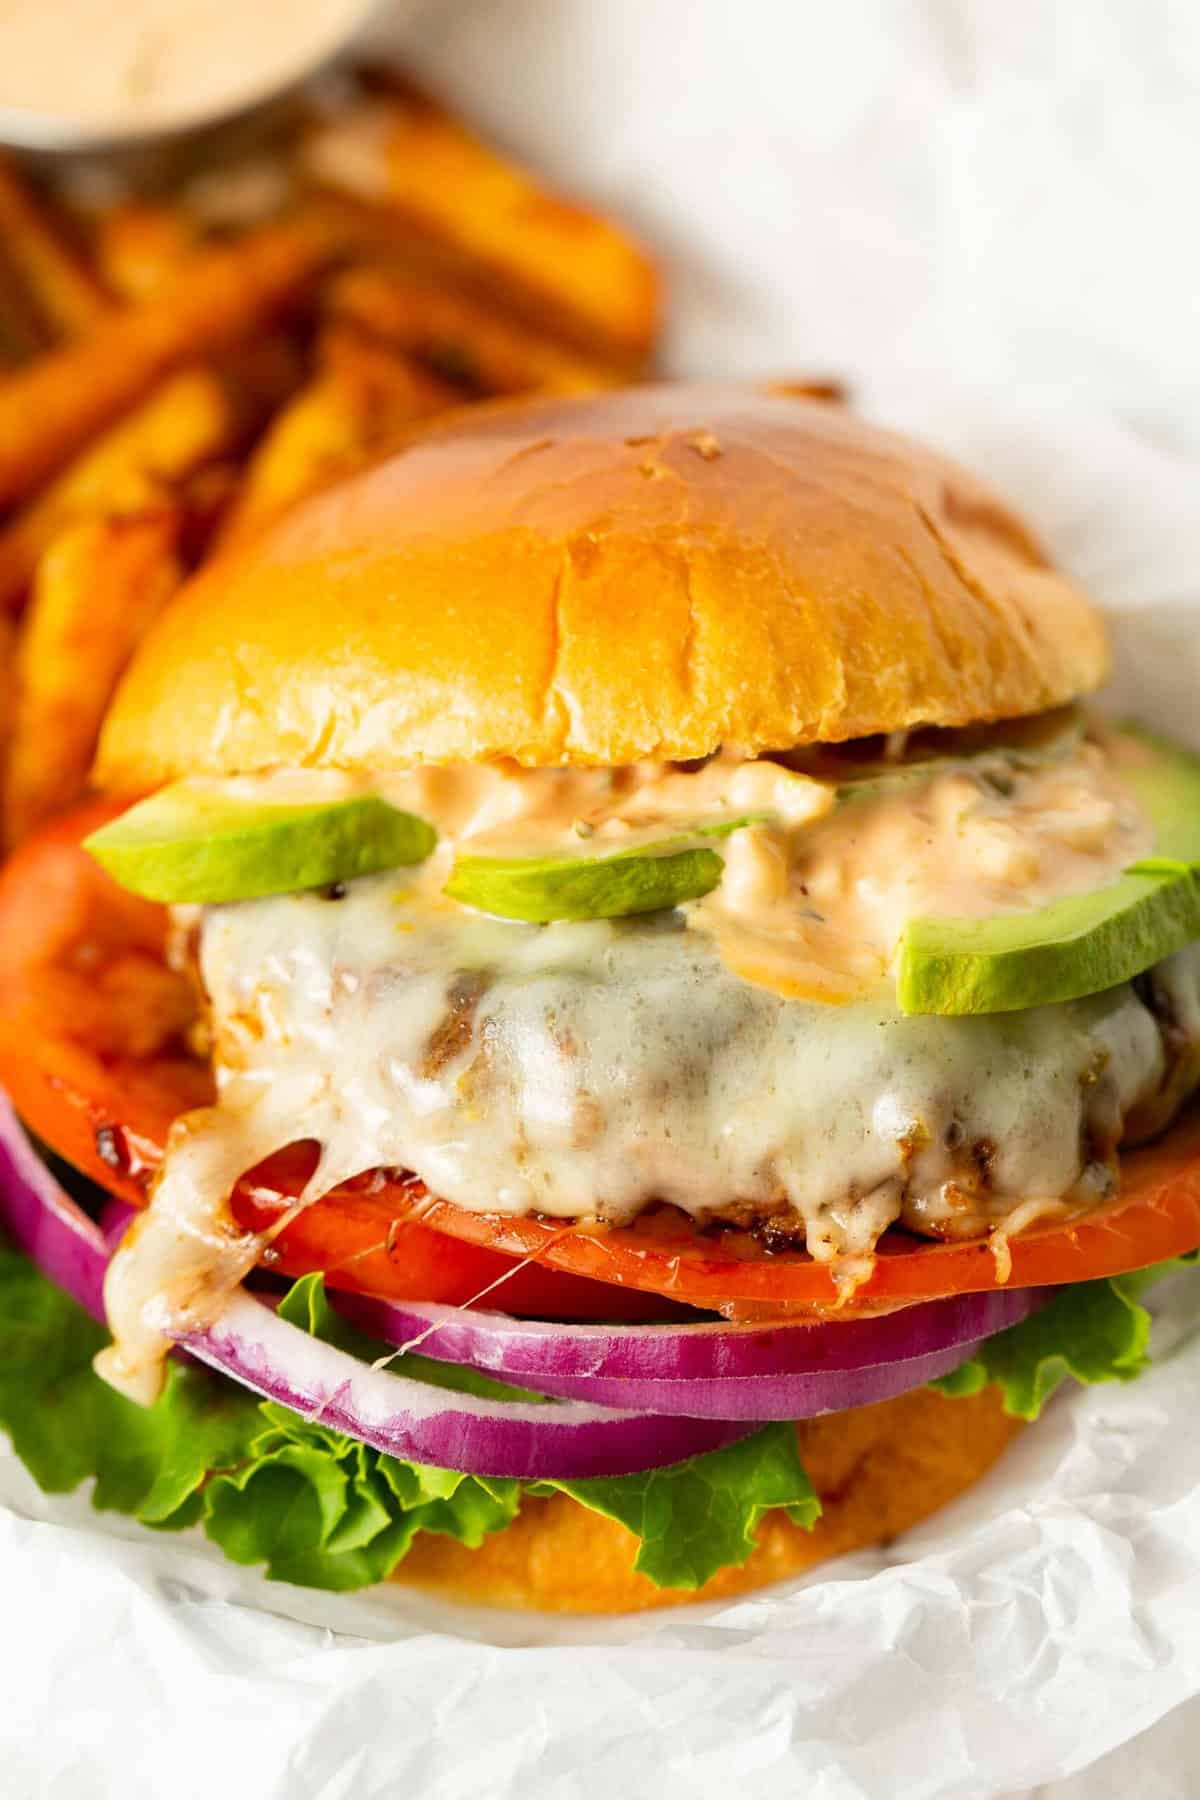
<box><xmin>0</xmin><ymin>68</ymin><xmax>665</xmax><ymax>849</ymax></box>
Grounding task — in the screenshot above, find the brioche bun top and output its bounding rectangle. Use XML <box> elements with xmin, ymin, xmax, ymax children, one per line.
<box><xmin>95</xmin><ymin>384</ymin><xmax>1109</xmax><ymax>787</ymax></box>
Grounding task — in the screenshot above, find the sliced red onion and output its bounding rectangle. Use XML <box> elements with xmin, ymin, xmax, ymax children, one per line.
<box><xmin>0</xmin><ymin>1096</ymin><xmax>753</xmax><ymax>1477</ymax></box>
<box><xmin>334</xmin><ymin>1286</ymin><xmax>1044</xmax><ymax>1419</ymax></box>
<box><xmin>180</xmin><ymin>1294</ymin><xmax>755</xmax><ymax>1477</ymax></box>
<box><xmin>0</xmin><ymin>1092</ymin><xmax>120</xmax><ymax>1321</ymax></box>
<box><xmin>0</xmin><ymin>1092</ymin><xmax>1034</xmax><ymax>1470</ymax></box>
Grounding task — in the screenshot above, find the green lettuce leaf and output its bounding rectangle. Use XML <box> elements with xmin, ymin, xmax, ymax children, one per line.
<box><xmin>270</xmin><ymin>1271</ymin><xmax>818</xmax><ymax>1587</ymax></box>
<box><xmin>934</xmin><ymin>1251</ymin><xmax>1200</xmax><ymax>1420</ymax></box>
<box><xmin>538</xmin><ymin>1422</ymin><xmax>820</xmax><ymax>1588</ymax></box>
<box><xmin>5</xmin><ymin>1223</ymin><xmax>1198</xmax><ymax>1594</ymax></box>
<box><xmin>0</xmin><ymin>1235</ymin><xmax>261</xmax><ymax>1521</ymax></box>
<box><xmin>0</xmin><ymin>1247</ymin><xmax>819</xmax><ymax>1592</ymax></box>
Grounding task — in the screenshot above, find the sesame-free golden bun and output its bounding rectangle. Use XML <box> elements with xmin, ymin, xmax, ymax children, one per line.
<box><xmin>396</xmin><ymin>1384</ymin><xmax>1021</xmax><ymax>1613</ymax></box>
<box><xmin>94</xmin><ymin>384</ymin><xmax>1109</xmax><ymax>789</ymax></box>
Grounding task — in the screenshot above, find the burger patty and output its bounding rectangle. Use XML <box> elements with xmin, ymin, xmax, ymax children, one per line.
<box><xmin>198</xmin><ymin>875</ymin><xmax>1200</xmax><ymax>1271</ymax></box>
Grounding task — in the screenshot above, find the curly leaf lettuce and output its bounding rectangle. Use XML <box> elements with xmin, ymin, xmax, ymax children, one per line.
<box><xmin>9</xmin><ymin>1233</ymin><xmax>1189</xmax><ymax>1592</ymax></box>
<box><xmin>0</xmin><ymin>1250</ymin><xmax>817</xmax><ymax>1592</ymax></box>
<box><xmin>935</xmin><ymin>1253</ymin><xmax>1200</xmax><ymax>1419</ymax></box>
<box><xmin>539</xmin><ymin>1423</ymin><xmax>820</xmax><ymax>1588</ymax></box>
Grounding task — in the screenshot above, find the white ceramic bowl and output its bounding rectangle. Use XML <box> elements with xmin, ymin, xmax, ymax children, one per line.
<box><xmin>0</xmin><ymin>0</ymin><xmax>412</xmax><ymax>174</ymax></box>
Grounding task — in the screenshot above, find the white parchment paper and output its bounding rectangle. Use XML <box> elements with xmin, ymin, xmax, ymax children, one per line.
<box><xmin>6</xmin><ymin>4</ymin><xmax>1200</xmax><ymax>1794</ymax></box>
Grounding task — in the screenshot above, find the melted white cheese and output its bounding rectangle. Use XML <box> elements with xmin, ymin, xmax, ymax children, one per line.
<box><xmin>195</xmin><ymin>889</ymin><xmax>1191</xmax><ymax>1235</ymax></box>
<box><xmin>99</xmin><ymin>873</ymin><xmax>1200</xmax><ymax>1400</ymax></box>
<box><xmin>95</xmin><ymin>728</ymin><xmax>1190</xmax><ymax>1402</ymax></box>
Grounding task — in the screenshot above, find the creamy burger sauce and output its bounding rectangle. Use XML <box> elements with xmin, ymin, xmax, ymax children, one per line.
<box><xmin>96</xmin><ymin>727</ymin><xmax>1194</xmax><ymax>1403</ymax></box>
<box><xmin>166</xmin><ymin>729</ymin><xmax>1151</xmax><ymax>1009</ymax></box>
<box><xmin>692</xmin><ymin>735</ymin><xmax>1153</xmax><ymax>1001</ymax></box>
<box><xmin>0</xmin><ymin>0</ymin><xmax>363</xmax><ymax>135</ymax></box>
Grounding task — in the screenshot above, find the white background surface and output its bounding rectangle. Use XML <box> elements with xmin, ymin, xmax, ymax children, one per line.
<box><xmin>8</xmin><ymin>4</ymin><xmax>1200</xmax><ymax>1796</ymax></box>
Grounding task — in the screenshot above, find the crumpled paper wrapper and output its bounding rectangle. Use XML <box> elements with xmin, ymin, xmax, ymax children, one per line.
<box><xmin>7</xmin><ymin>3</ymin><xmax>1200</xmax><ymax>1794</ymax></box>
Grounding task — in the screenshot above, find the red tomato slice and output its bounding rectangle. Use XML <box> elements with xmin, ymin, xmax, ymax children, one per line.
<box><xmin>381</xmin><ymin>1123</ymin><xmax>1200</xmax><ymax>1312</ymax></box>
<box><xmin>4</xmin><ymin>801</ymin><xmax>1200</xmax><ymax>1322</ymax></box>
<box><xmin>0</xmin><ymin>798</ymin><xmax>210</xmax><ymax>1205</ymax></box>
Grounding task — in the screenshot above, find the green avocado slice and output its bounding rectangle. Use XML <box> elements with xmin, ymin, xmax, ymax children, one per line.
<box><xmin>444</xmin><ymin>818</ymin><xmax>760</xmax><ymax>923</ymax></box>
<box><xmin>444</xmin><ymin>717</ymin><xmax>1086</xmax><ymax>929</ymax></box>
<box><xmin>896</xmin><ymin>731</ymin><xmax>1200</xmax><ymax>1016</ymax></box>
<box><xmin>84</xmin><ymin>783</ymin><xmax>437</xmax><ymax>904</ymax></box>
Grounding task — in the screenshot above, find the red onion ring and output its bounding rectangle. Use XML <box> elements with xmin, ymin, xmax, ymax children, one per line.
<box><xmin>333</xmin><ymin>1287</ymin><xmax>1044</xmax><ymax>1418</ymax></box>
<box><xmin>181</xmin><ymin>1294</ymin><xmax>756</xmax><ymax>1477</ymax></box>
<box><xmin>0</xmin><ymin>1095</ymin><xmax>756</xmax><ymax>1476</ymax></box>
<box><xmin>0</xmin><ymin>1094</ymin><xmax>1029</xmax><ymax>1469</ymax></box>
<box><xmin>0</xmin><ymin>1093</ymin><xmax>124</xmax><ymax>1320</ymax></box>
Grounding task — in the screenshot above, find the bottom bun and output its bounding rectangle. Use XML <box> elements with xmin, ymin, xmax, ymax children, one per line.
<box><xmin>396</xmin><ymin>1384</ymin><xmax>1021</xmax><ymax>1613</ymax></box>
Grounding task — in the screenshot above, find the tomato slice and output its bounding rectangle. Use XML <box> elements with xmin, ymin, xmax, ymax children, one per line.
<box><xmin>379</xmin><ymin>1124</ymin><xmax>1200</xmax><ymax>1312</ymax></box>
<box><xmin>4</xmin><ymin>800</ymin><xmax>1200</xmax><ymax>1322</ymax></box>
<box><xmin>231</xmin><ymin>1147</ymin><xmax>697</xmax><ymax>1320</ymax></box>
<box><xmin>0</xmin><ymin>798</ymin><xmax>210</xmax><ymax>1205</ymax></box>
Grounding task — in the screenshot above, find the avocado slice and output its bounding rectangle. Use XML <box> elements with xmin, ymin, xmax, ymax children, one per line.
<box><xmin>444</xmin><ymin>818</ymin><xmax>760</xmax><ymax>923</ymax></box>
<box><xmin>896</xmin><ymin>731</ymin><xmax>1200</xmax><ymax>1015</ymax></box>
<box><xmin>444</xmin><ymin>718</ymin><xmax>1086</xmax><ymax>929</ymax></box>
<box><xmin>84</xmin><ymin>782</ymin><xmax>437</xmax><ymax>904</ymax></box>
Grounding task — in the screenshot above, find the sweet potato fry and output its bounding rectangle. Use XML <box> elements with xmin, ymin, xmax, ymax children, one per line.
<box><xmin>4</xmin><ymin>509</ymin><xmax>183</xmax><ymax>846</ymax></box>
<box><xmin>0</xmin><ymin>218</ymin><xmax>330</xmax><ymax>508</ymax></box>
<box><xmin>0</xmin><ymin>346</ymin><xmax>299</xmax><ymax>612</ymax></box>
<box><xmin>91</xmin><ymin>201</ymin><xmax>205</xmax><ymax>303</ymax></box>
<box><xmin>218</xmin><ymin>332</ymin><xmax>457</xmax><ymax>551</ymax></box>
<box><xmin>327</xmin><ymin>267</ymin><xmax>622</xmax><ymax>398</ymax></box>
<box><xmin>0</xmin><ymin>156</ymin><xmax>110</xmax><ymax>338</ymax></box>
<box><xmin>301</xmin><ymin>85</ymin><xmax>660</xmax><ymax>366</ymax></box>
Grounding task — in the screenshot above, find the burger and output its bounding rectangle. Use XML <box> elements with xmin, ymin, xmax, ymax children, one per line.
<box><xmin>1</xmin><ymin>384</ymin><xmax>1199</xmax><ymax>1613</ymax></box>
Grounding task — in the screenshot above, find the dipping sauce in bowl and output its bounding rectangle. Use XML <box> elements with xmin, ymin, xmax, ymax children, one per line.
<box><xmin>0</xmin><ymin>0</ymin><xmax>378</xmax><ymax>149</ymax></box>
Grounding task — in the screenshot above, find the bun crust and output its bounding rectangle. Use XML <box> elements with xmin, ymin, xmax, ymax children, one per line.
<box><xmin>395</xmin><ymin>1384</ymin><xmax>1021</xmax><ymax>1614</ymax></box>
<box><xmin>95</xmin><ymin>386</ymin><xmax>1108</xmax><ymax>786</ymax></box>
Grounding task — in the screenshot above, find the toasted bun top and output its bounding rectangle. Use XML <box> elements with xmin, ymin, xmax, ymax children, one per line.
<box><xmin>95</xmin><ymin>385</ymin><xmax>1109</xmax><ymax>787</ymax></box>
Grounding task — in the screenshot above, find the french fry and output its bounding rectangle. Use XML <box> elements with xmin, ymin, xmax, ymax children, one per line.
<box><xmin>218</xmin><ymin>331</ymin><xmax>457</xmax><ymax>551</ymax></box>
<box><xmin>0</xmin><ymin>155</ymin><xmax>110</xmax><ymax>339</ymax></box>
<box><xmin>301</xmin><ymin>82</ymin><xmax>661</xmax><ymax>366</ymax></box>
<box><xmin>0</xmin><ymin>344</ymin><xmax>300</xmax><ymax>612</ymax></box>
<box><xmin>327</xmin><ymin>267</ymin><xmax>622</xmax><ymax>398</ymax></box>
<box><xmin>91</xmin><ymin>201</ymin><xmax>205</xmax><ymax>303</ymax></box>
<box><xmin>4</xmin><ymin>509</ymin><xmax>183</xmax><ymax>847</ymax></box>
<box><xmin>0</xmin><ymin>218</ymin><xmax>330</xmax><ymax>508</ymax></box>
